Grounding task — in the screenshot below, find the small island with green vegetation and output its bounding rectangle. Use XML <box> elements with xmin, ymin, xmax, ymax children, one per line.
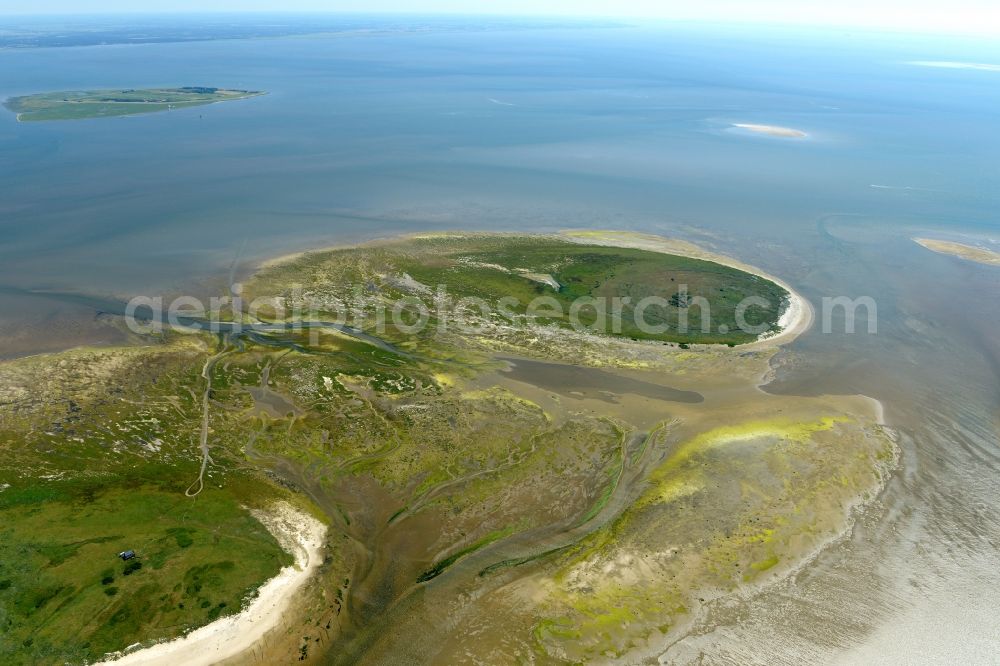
<box><xmin>3</xmin><ymin>87</ymin><xmax>264</xmax><ymax>122</ymax></box>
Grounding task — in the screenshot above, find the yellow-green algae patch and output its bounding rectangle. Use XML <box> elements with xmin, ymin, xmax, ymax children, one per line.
<box><xmin>649</xmin><ymin>416</ymin><xmax>846</xmax><ymax>481</ymax></box>
<box><xmin>523</xmin><ymin>414</ymin><xmax>896</xmax><ymax>662</ymax></box>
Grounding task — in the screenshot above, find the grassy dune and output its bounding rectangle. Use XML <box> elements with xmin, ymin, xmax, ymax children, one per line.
<box><xmin>0</xmin><ymin>482</ymin><xmax>290</xmax><ymax>665</ymax></box>
<box><xmin>0</xmin><ymin>340</ymin><xmax>291</xmax><ymax>665</ymax></box>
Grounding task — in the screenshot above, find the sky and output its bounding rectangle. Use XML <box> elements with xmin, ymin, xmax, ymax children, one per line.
<box><xmin>2</xmin><ymin>0</ymin><xmax>999</xmax><ymax>36</ymax></box>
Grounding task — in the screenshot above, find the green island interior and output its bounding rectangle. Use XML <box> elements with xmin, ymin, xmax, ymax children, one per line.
<box><xmin>3</xmin><ymin>87</ymin><xmax>264</xmax><ymax>122</ymax></box>
<box><xmin>254</xmin><ymin>233</ymin><xmax>791</xmax><ymax>345</ymax></box>
<box><xmin>0</xmin><ymin>234</ymin><xmax>896</xmax><ymax>664</ymax></box>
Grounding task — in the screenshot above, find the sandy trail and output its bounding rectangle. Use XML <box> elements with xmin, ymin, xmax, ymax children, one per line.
<box><xmin>185</xmin><ymin>348</ymin><xmax>229</xmax><ymax>497</ymax></box>
<box><xmin>97</xmin><ymin>503</ymin><xmax>327</xmax><ymax>666</ymax></box>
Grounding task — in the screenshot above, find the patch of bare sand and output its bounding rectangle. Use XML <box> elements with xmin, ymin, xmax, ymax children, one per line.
<box><xmin>913</xmin><ymin>238</ymin><xmax>1000</xmax><ymax>266</ymax></box>
<box><xmin>98</xmin><ymin>502</ymin><xmax>326</xmax><ymax>666</ymax></box>
<box><xmin>732</xmin><ymin>123</ymin><xmax>808</xmax><ymax>138</ymax></box>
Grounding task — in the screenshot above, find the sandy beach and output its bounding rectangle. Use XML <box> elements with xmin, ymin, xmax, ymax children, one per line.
<box><xmin>97</xmin><ymin>503</ymin><xmax>326</xmax><ymax>666</ymax></box>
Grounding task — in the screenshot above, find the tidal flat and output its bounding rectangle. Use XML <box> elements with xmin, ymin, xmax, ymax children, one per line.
<box><xmin>0</xmin><ymin>233</ymin><xmax>897</xmax><ymax>664</ymax></box>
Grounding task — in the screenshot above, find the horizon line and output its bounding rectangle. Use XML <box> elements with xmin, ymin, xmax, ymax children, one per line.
<box><xmin>1</xmin><ymin>10</ymin><xmax>999</xmax><ymax>39</ymax></box>
<box><xmin>1</xmin><ymin>10</ymin><xmax>999</xmax><ymax>40</ymax></box>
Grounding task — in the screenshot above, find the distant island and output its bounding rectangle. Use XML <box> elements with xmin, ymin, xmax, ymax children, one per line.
<box><xmin>3</xmin><ymin>87</ymin><xmax>264</xmax><ymax>122</ymax></box>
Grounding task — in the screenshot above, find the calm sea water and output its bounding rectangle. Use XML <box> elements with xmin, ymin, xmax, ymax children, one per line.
<box><xmin>1</xmin><ymin>21</ymin><xmax>997</xmax><ymax>299</ymax></box>
<box><xmin>1</xmin><ymin>17</ymin><xmax>998</xmax><ymax>662</ymax></box>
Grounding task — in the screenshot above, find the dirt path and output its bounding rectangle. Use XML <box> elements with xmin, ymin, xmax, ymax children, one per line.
<box><xmin>185</xmin><ymin>347</ymin><xmax>230</xmax><ymax>497</ymax></box>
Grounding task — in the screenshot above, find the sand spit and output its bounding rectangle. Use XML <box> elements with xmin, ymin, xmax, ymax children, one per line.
<box><xmin>559</xmin><ymin>230</ymin><xmax>814</xmax><ymax>349</ymax></box>
<box><xmin>732</xmin><ymin>123</ymin><xmax>808</xmax><ymax>138</ymax></box>
<box><xmin>97</xmin><ymin>503</ymin><xmax>326</xmax><ymax>666</ymax></box>
<box><xmin>913</xmin><ymin>238</ymin><xmax>1000</xmax><ymax>267</ymax></box>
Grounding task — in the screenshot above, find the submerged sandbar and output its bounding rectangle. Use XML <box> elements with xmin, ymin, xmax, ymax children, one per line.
<box><xmin>732</xmin><ymin>123</ymin><xmax>808</xmax><ymax>138</ymax></box>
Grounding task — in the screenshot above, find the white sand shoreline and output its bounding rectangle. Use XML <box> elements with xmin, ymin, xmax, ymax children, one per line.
<box><xmin>96</xmin><ymin>502</ymin><xmax>326</xmax><ymax>666</ymax></box>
